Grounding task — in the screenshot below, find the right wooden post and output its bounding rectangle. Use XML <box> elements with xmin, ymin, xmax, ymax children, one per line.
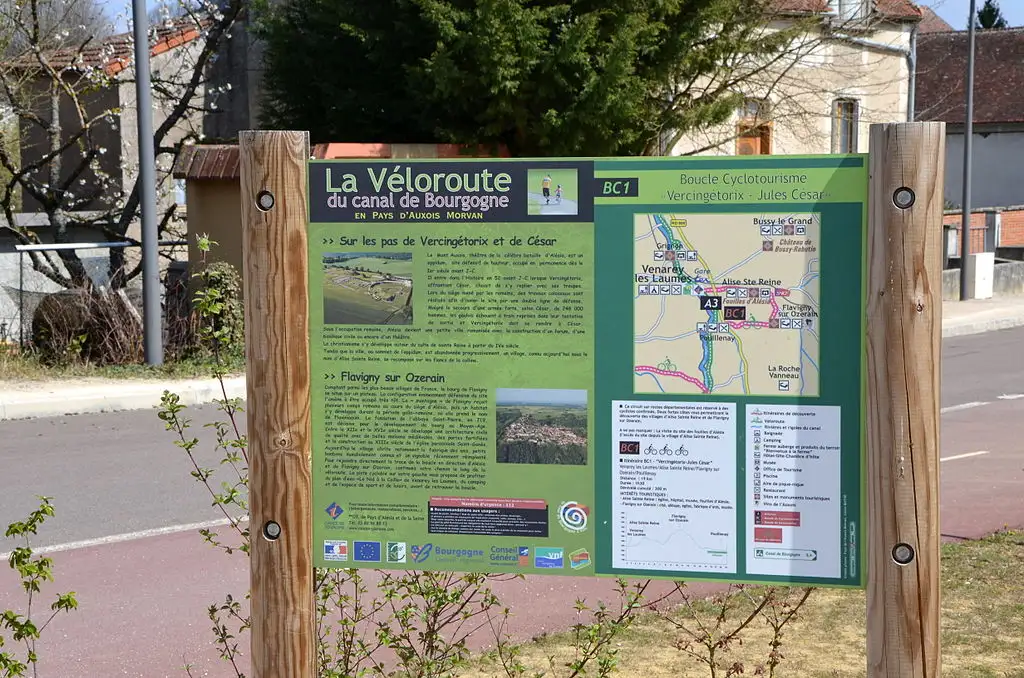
<box><xmin>866</xmin><ymin>121</ymin><xmax>945</xmax><ymax>677</ymax></box>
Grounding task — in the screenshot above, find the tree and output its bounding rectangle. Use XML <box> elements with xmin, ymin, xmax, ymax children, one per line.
<box><xmin>255</xmin><ymin>0</ymin><xmax>820</xmax><ymax>157</ymax></box>
<box><xmin>0</xmin><ymin>0</ymin><xmax>114</xmax><ymax>206</ymax></box>
<box><xmin>976</xmin><ymin>0</ymin><xmax>1008</xmax><ymax>29</ymax></box>
<box><xmin>148</xmin><ymin>0</ymin><xmax>205</xmax><ymax>27</ymax></box>
<box><xmin>0</xmin><ymin>0</ymin><xmax>245</xmax><ymax>290</ymax></box>
<box><xmin>0</xmin><ymin>0</ymin><xmax>114</xmax><ymax>56</ymax></box>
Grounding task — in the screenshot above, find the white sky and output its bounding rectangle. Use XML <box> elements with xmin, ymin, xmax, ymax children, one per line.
<box><xmin>104</xmin><ymin>1</ymin><xmax>1022</xmax><ymax>40</ymax></box>
<box><xmin>927</xmin><ymin>0</ymin><xmax>1023</xmax><ymax>29</ymax></box>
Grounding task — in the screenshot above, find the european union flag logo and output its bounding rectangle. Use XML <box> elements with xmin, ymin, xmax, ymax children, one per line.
<box><xmin>354</xmin><ymin>541</ymin><xmax>381</xmax><ymax>562</ymax></box>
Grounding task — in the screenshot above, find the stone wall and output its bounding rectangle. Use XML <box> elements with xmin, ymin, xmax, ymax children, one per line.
<box><xmin>942</xmin><ymin>260</ymin><xmax>1024</xmax><ymax>300</ymax></box>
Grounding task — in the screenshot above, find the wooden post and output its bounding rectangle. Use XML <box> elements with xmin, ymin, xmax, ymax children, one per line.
<box><xmin>239</xmin><ymin>130</ymin><xmax>315</xmax><ymax>678</ymax></box>
<box><xmin>866</xmin><ymin>121</ymin><xmax>945</xmax><ymax>677</ymax></box>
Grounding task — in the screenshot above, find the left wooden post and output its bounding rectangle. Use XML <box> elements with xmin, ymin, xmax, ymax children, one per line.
<box><xmin>239</xmin><ymin>130</ymin><xmax>315</xmax><ymax>678</ymax></box>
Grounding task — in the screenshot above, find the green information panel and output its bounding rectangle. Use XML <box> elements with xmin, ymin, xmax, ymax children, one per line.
<box><xmin>307</xmin><ymin>155</ymin><xmax>867</xmax><ymax>587</ymax></box>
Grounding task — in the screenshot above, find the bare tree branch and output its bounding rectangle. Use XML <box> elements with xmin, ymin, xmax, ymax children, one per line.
<box><xmin>1</xmin><ymin>0</ymin><xmax>246</xmax><ymax>290</ymax></box>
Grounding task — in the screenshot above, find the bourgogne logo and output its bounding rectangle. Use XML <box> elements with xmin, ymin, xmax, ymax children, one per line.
<box><xmin>558</xmin><ymin>501</ymin><xmax>590</xmax><ymax>533</ymax></box>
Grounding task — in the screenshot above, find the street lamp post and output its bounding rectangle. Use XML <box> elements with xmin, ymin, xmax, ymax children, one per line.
<box><xmin>132</xmin><ymin>0</ymin><xmax>163</xmax><ymax>364</ymax></box>
<box><xmin>959</xmin><ymin>0</ymin><xmax>977</xmax><ymax>301</ymax></box>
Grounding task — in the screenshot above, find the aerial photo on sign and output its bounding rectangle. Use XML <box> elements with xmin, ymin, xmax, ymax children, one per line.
<box><xmin>633</xmin><ymin>213</ymin><xmax>820</xmax><ymax>397</ymax></box>
<box><xmin>322</xmin><ymin>251</ymin><xmax>414</xmax><ymax>325</ymax></box>
<box><xmin>496</xmin><ymin>388</ymin><xmax>588</xmax><ymax>466</ymax></box>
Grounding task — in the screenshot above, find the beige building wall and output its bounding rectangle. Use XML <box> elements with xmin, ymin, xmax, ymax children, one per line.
<box><xmin>184</xmin><ymin>180</ymin><xmax>243</xmax><ymax>290</ymax></box>
<box><xmin>18</xmin><ymin>76</ymin><xmax>123</xmax><ymax>214</ymax></box>
<box><xmin>670</xmin><ymin>20</ymin><xmax>912</xmax><ymax>157</ymax></box>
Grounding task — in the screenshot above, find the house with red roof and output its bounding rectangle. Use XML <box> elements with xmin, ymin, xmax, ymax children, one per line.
<box><xmin>915</xmin><ymin>24</ymin><xmax>1024</xmax><ymax>208</ymax></box>
<box><xmin>9</xmin><ymin>15</ymin><xmax>213</xmax><ymax>223</ymax></box>
<box><xmin>668</xmin><ymin>0</ymin><xmax>924</xmax><ymax>156</ymax></box>
<box><xmin>0</xmin><ymin>15</ymin><xmax>219</xmax><ymax>339</ymax></box>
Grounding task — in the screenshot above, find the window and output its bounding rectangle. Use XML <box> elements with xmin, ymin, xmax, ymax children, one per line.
<box><xmin>739</xmin><ymin>98</ymin><xmax>765</xmax><ymax>121</ymax></box>
<box><xmin>832</xmin><ymin>98</ymin><xmax>859</xmax><ymax>153</ymax></box>
<box><xmin>835</xmin><ymin>0</ymin><xmax>869</xmax><ymax>21</ymax></box>
<box><xmin>174</xmin><ymin>178</ymin><xmax>187</xmax><ymax>205</ymax></box>
<box><xmin>736</xmin><ymin>98</ymin><xmax>772</xmax><ymax>155</ymax></box>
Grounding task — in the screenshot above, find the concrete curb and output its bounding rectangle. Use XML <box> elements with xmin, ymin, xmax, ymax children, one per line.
<box><xmin>0</xmin><ymin>376</ymin><xmax>246</xmax><ymax>421</ymax></box>
<box><xmin>941</xmin><ymin>311</ymin><xmax>1024</xmax><ymax>338</ymax></box>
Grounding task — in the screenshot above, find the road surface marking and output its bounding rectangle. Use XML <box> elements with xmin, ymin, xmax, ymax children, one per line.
<box><xmin>940</xmin><ymin>451</ymin><xmax>990</xmax><ymax>462</ymax></box>
<box><xmin>0</xmin><ymin>516</ymin><xmax>249</xmax><ymax>561</ymax></box>
<box><xmin>998</xmin><ymin>394</ymin><xmax>1024</xmax><ymax>400</ymax></box>
<box><xmin>940</xmin><ymin>401</ymin><xmax>989</xmax><ymax>414</ymax></box>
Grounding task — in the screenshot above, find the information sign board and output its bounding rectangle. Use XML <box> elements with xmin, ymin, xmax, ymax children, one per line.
<box><xmin>307</xmin><ymin>155</ymin><xmax>867</xmax><ymax>587</ymax></box>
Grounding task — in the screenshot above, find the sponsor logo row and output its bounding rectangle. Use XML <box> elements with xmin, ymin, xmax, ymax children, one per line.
<box><xmin>324</xmin><ymin>500</ymin><xmax>591</xmax><ymax>534</ymax></box>
<box><xmin>323</xmin><ymin>540</ymin><xmax>592</xmax><ymax>570</ymax></box>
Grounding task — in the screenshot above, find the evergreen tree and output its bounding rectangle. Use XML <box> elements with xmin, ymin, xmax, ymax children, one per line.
<box><xmin>976</xmin><ymin>0</ymin><xmax>1008</xmax><ymax>29</ymax></box>
<box><xmin>254</xmin><ymin>0</ymin><xmax>807</xmax><ymax>156</ymax></box>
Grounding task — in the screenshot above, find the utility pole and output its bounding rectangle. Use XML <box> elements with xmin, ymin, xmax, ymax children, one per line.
<box><xmin>132</xmin><ymin>0</ymin><xmax>163</xmax><ymax>364</ymax></box>
<box><xmin>959</xmin><ymin>0</ymin><xmax>977</xmax><ymax>301</ymax></box>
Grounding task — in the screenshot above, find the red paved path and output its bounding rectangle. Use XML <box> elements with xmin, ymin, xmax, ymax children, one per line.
<box><xmin>2</xmin><ymin>397</ymin><xmax>1020</xmax><ymax>677</ymax></box>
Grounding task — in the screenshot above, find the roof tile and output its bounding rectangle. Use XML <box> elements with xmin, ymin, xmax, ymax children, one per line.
<box><xmin>6</xmin><ymin>15</ymin><xmax>210</xmax><ymax>77</ymax></box>
<box><xmin>918</xmin><ymin>6</ymin><xmax>954</xmax><ymax>33</ymax></box>
<box><xmin>916</xmin><ymin>28</ymin><xmax>1024</xmax><ymax>124</ymax></box>
<box><xmin>172</xmin><ymin>144</ymin><xmax>239</xmax><ymax>180</ymax></box>
<box><xmin>771</xmin><ymin>0</ymin><xmax>921</xmax><ymax>20</ymax></box>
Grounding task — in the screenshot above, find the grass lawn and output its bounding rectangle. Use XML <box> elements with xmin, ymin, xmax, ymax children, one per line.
<box><xmin>0</xmin><ymin>348</ymin><xmax>244</xmax><ymax>381</ymax></box>
<box><xmin>466</xmin><ymin>530</ymin><xmax>1024</xmax><ymax>678</ymax></box>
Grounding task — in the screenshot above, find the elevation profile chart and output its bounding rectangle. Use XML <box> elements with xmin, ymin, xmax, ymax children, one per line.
<box><xmin>611</xmin><ymin>400</ymin><xmax>737</xmax><ymax>573</ymax></box>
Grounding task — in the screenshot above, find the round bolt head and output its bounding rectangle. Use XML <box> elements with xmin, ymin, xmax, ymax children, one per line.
<box><xmin>256</xmin><ymin>190</ymin><xmax>275</xmax><ymax>211</ymax></box>
<box><xmin>263</xmin><ymin>520</ymin><xmax>282</xmax><ymax>540</ymax></box>
<box><xmin>892</xmin><ymin>542</ymin><xmax>915</xmax><ymax>565</ymax></box>
<box><xmin>893</xmin><ymin>187</ymin><xmax>915</xmax><ymax>210</ymax></box>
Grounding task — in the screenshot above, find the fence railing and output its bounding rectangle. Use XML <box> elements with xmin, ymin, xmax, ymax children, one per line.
<box><xmin>1</xmin><ymin>239</ymin><xmax>187</xmax><ymax>347</ymax></box>
<box><xmin>942</xmin><ymin>206</ymin><xmax>1024</xmax><ymax>267</ymax></box>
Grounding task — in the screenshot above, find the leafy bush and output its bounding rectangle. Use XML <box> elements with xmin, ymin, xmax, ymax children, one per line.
<box><xmin>1</xmin><ymin>497</ymin><xmax>78</xmax><ymax>677</ymax></box>
<box><xmin>166</xmin><ymin>235</ymin><xmax>245</xmax><ymax>364</ymax></box>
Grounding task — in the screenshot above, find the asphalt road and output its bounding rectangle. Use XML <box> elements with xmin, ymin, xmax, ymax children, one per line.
<box><xmin>0</xmin><ymin>403</ymin><xmax>239</xmax><ymax>548</ymax></box>
<box><xmin>0</xmin><ymin>326</ymin><xmax>1022</xmax><ymax>676</ymax></box>
<box><xmin>940</xmin><ymin>325</ymin><xmax>1024</xmax><ymax>407</ymax></box>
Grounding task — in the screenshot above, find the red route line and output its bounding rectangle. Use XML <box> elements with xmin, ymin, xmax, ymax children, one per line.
<box><xmin>634</xmin><ymin>366</ymin><xmax>710</xmax><ymax>393</ymax></box>
<box><xmin>699</xmin><ymin>285</ymin><xmax>788</xmax><ymax>329</ymax></box>
<box><xmin>635</xmin><ymin>287</ymin><xmax>799</xmax><ymax>390</ymax></box>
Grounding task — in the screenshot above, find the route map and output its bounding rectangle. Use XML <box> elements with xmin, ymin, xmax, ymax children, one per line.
<box><xmin>634</xmin><ymin>213</ymin><xmax>821</xmax><ymax>397</ymax></box>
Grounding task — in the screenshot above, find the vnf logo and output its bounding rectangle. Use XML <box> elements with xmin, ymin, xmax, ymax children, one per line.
<box><xmin>558</xmin><ymin>501</ymin><xmax>590</xmax><ymax>533</ymax></box>
<box><xmin>410</xmin><ymin>544</ymin><xmax>433</xmax><ymax>563</ymax></box>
